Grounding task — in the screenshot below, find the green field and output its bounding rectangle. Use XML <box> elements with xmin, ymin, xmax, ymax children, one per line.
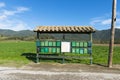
<box><xmin>0</xmin><ymin>41</ymin><xmax>119</xmax><ymax>67</ymax></box>
<box><xmin>0</xmin><ymin>41</ymin><xmax>36</xmax><ymax>67</ymax></box>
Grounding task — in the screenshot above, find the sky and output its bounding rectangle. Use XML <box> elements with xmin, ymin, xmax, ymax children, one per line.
<box><xmin>0</xmin><ymin>0</ymin><xmax>120</xmax><ymax>31</ymax></box>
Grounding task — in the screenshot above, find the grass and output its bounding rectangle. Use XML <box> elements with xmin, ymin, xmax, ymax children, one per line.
<box><xmin>0</xmin><ymin>41</ymin><xmax>119</xmax><ymax>67</ymax></box>
<box><xmin>0</xmin><ymin>41</ymin><xmax>36</xmax><ymax>67</ymax></box>
<box><xmin>92</xmin><ymin>45</ymin><xmax>120</xmax><ymax>65</ymax></box>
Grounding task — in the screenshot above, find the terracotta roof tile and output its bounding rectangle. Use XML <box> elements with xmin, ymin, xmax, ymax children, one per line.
<box><xmin>34</xmin><ymin>26</ymin><xmax>95</xmax><ymax>33</ymax></box>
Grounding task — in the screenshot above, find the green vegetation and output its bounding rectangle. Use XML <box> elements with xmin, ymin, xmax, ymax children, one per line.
<box><xmin>0</xmin><ymin>41</ymin><xmax>36</xmax><ymax>67</ymax></box>
<box><xmin>0</xmin><ymin>41</ymin><xmax>119</xmax><ymax>67</ymax></box>
<box><xmin>92</xmin><ymin>45</ymin><xmax>120</xmax><ymax>65</ymax></box>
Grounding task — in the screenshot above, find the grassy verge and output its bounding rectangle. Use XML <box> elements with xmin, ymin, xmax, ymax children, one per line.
<box><xmin>0</xmin><ymin>41</ymin><xmax>119</xmax><ymax>67</ymax></box>
<box><xmin>92</xmin><ymin>45</ymin><xmax>120</xmax><ymax>65</ymax></box>
<box><xmin>0</xmin><ymin>41</ymin><xmax>36</xmax><ymax>67</ymax></box>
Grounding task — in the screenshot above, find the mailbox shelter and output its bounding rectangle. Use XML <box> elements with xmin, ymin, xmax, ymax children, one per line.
<box><xmin>34</xmin><ymin>26</ymin><xmax>95</xmax><ymax>64</ymax></box>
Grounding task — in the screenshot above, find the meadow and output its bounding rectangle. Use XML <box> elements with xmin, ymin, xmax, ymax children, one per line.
<box><xmin>0</xmin><ymin>41</ymin><xmax>119</xmax><ymax>67</ymax></box>
<box><xmin>0</xmin><ymin>41</ymin><xmax>36</xmax><ymax>67</ymax></box>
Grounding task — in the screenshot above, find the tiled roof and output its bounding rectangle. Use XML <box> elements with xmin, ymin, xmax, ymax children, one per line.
<box><xmin>34</xmin><ymin>26</ymin><xmax>95</xmax><ymax>33</ymax></box>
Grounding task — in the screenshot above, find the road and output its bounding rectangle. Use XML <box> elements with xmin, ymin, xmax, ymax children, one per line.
<box><xmin>0</xmin><ymin>63</ymin><xmax>120</xmax><ymax>80</ymax></box>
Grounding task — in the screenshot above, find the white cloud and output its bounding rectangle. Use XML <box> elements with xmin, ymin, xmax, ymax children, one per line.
<box><xmin>16</xmin><ymin>7</ymin><xmax>29</xmax><ymax>12</ymax></box>
<box><xmin>117</xmin><ymin>18</ymin><xmax>120</xmax><ymax>22</ymax></box>
<box><xmin>90</xmin><ymin>12</ymin><xmax>120</xmax><ymax>30</ymax></box>
<box><xmin>116</xmin><ymin>19</ymin><xmax>120</xmax><ymax>28</ymax></box>
<box><xmin>0</xmin><ymin>3</ymin><xmax>30</xmax><ymax>31</ymax></box>
<box><xmin>0</xmin><ymin>19</ymin><xmax>30</xmax><ymax>31</ymax></box>
<box><xmin>3</xmin><ymin>10</ymin><xmax>16</xmax><ymax>16</ymax></box>
<box><xmin>0</xmin><ymin>15</ymin><xmax>6</xmax><ymax>20</ymax></box>
<box><xmin>90</xmin><ymin>19</ymin><xmax>102</xmax><ymax>25</ymax></box>
<box><xmin>101</xmin><ymin>19</ymin><xmax>111</xmax><ymax>25</ymax></box>
<box><xmin>90</xmin><ymin>18</ymin><xmax>111</xmax><ymax>26</ymax></box>
<box><xmin>116</xmin><ymin>26</ymin><xmax>120</xmax><ymax>29</ymax></box>
<box><xmin>0</xmin><ymin>6</ymin><xmax>29</xmax><ymax>20</ymax></box>
<box><xmin>0</xmin><ymin>2</ymin><xmax>5</xmax><ymax>8</ymax></box>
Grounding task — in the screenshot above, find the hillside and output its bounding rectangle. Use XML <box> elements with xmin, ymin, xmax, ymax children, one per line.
<box><xmin>0</xmin><ymin>29</ymin><xmax>120</xmax><ymax>43</ymax></box>
<box><xmin>0</xmin><ymin>29</ymin><xmax>35</xmax><ymax>37</ymax></box>
<box><xmin>0</xmin><ymin>29</ymin><xmax>36</xmax><ymax>41</ymax></box>
<box><xmin>93</xmin><ymin>29</ymin><xmax>120</xmax><ymax>43</ymax></box>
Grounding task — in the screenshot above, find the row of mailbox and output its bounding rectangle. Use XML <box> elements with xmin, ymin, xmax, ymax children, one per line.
<box><xmin>36</xmin><ymin>41</ymin><xmax>92</xmax><ymax>47</ymax></box>
<box><xmin>39</xmin><ymin>47</ymin><xmax>92</xmax><ymax>54</ymax></box>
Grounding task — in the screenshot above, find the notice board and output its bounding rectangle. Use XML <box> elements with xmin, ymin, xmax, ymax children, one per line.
<box><xmin>61</xmin><ymin>42</ymin><xmax>71</xmax><ymax>52</ymax></box>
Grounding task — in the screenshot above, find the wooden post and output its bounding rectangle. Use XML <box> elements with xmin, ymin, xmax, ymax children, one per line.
<box><xmin>63</xmin><ymin>34</ymin><xmax>65</xmax><ymax>40</ymax></box>
<box><xmin>90</xmin><ymin>33</ymin><xmax>93</xmax><ymax>65</ymax></box>
<box><xmin>62</xmin><ymin>34</ymin><xmax>65</xmax><ymax>64</ymax></box>
<box><xmin>36</xmin><ymin>32</ymin><xmax>39</xmax><ymax>63</ymax></box>
<box><xmin>108</xmin><ymin>0</ymin><xmax>117</xmax><ymax>68</ymax></box>
<box><xmin>90</xmin><ymin>33</ymin><xmax>93</xmax><ymax>43</ymax></box>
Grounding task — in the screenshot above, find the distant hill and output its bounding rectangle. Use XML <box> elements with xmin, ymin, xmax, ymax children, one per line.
<box><xmin>0</xmin><ymin>29</ymin><xmax>120</xmax><ymax>43</ymax></box>
<box><xmin>0</xmin><ymin>29</ymin><xmax>35</xmax><ymax>37</ymax></box>
<box><xmin>93</xmin><ymin>29</ymin><xmax>120</xmax><ymax>43</ymax></box>
<box><xmin>0</xmin><ymin>29</ymin><xmax>36</xmax><ymax>41</ymax></box>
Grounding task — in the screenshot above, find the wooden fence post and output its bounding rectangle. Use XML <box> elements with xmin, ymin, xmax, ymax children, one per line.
<box><xmin>36</xmin><ymin>32</ymin><xmax>39</xmax><ymax>63</ymax></box>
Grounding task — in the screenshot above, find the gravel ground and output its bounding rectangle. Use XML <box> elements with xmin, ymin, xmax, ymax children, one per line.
<box><xmin>0</xmin><ymin>66</ymin><xmax>120</xmax><ymax>80</ymax></box>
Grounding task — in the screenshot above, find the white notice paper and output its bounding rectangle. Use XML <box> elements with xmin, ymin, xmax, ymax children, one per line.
<box><xmin>61</xmin><ymin>42</ymin><xmax>71</xmax><ymax>52</ymax></box>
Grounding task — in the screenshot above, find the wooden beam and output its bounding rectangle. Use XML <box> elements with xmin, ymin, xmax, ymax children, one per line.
<box><xmin>90</xmin><ymin>33</ymin><xmax>92</xmax><ymax>65</ymax></box>
<box><xmin>36</xmin><ymin>32</ymin><xmax>39</xmax><ymax>63</ymax></box>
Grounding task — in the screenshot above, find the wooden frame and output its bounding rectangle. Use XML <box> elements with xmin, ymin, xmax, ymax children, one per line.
<box><xmin>34</xmin><ymin>26</ymin><xmax>95</xmax><ymax>64</ymax></box>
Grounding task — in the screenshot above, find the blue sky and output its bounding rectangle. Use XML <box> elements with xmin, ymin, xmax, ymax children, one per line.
<box><xmin>0</xmin><ymin>0</ymin><xmax>120</xmax><ymax>31</ymax></box>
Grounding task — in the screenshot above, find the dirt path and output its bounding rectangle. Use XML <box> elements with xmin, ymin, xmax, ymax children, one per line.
<box><xmin>0</xmin><ymin>63</ymin><xmax>120</xmax><ymax>80</ymax></box>
<box><xmin>21</xmin><ymin>63</ymin><xmax>120</xmax><ymax>73</ymax></box>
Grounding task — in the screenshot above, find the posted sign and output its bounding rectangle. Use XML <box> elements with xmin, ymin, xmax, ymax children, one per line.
<box><xmin>61</xmin><ymin>42</ymin><xmax>71</xmax><ymax>52</ymax></box>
